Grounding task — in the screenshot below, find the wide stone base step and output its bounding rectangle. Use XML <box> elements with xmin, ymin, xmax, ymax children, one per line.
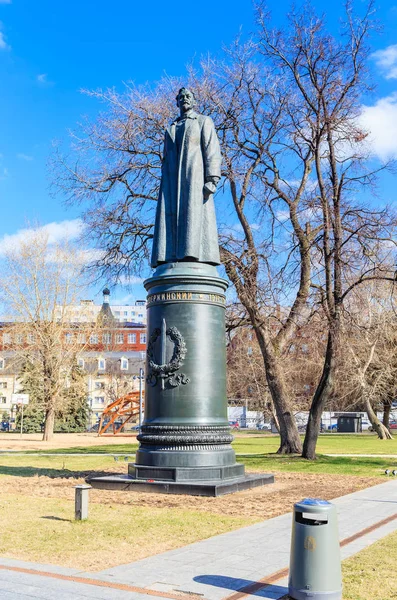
<box><xmin>87</xmin><ymin>472</ymin><xmax>275</xmax><ymax>497</ymax></box>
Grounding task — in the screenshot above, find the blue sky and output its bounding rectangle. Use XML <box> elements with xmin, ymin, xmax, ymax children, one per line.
<box><xmin>1</xmin><ymin>0</ymin><xmax>397</xmax><ymax>303</ymax></box>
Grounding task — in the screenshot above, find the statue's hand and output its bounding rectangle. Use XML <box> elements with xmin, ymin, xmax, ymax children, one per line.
<box><xmin>203</xmin><ymin>181</ymin><xmax>217</xmax><ymax>199</ymax></box>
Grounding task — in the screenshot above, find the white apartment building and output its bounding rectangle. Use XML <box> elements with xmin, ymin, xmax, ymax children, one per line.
<box><xmin>55</xmin><ymin>289</ymin><xmax>147</xmax><ymax>325</ymax></box>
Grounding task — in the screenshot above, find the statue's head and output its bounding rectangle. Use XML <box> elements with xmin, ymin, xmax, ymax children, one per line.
<box><xmin>176</xmin><ymin>87</ymin><xmax>196</xmax><ymax>112</ymax></box>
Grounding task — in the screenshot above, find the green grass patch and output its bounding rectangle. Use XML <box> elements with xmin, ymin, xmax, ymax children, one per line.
<box><xmin>232</xmin><ymin>433</ymin><xmax>396</xmax><ymax>456</ymax></box>
<box><xmin>0</xmin><ymin>451</ymin><xmax>394</xmax><ymax>479</ymax></box>
<box><xmin>342</xmin><ymin>530</ymin><xmax>397</xmax><ymax>599</ymax></box>
<box><xmin>0</xmin><ymin>454</ymin><xmax>120</xmax><ymax>478</ymax></box>
<box><xmin>241</xmin><ymin>453</ymin><xmax>396</xmax><ymax>477</ymax></box>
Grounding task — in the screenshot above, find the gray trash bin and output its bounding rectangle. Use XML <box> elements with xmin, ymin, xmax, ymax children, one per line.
<box><xmin>288</xmin><ymin>498</ymin><xmax>342</xmax><ymax>600</ymax></box>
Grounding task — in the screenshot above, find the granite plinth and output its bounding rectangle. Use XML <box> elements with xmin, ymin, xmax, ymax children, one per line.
<box><xmin>86</xmin><ymin>472</ymin><xmax>275</xmax><ymax>497</ymax></box>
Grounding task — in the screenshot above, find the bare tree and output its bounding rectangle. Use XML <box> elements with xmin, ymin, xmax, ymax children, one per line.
<box><xmin>256</xmin><ymin>1</ymin><xmax>397</xmax><ymax>457</ymax></box>
<box><xmin>339</xmin><ymin>283</ymin><xmax>397</xmax><ymax>439</ymax></box>
<box><xmin>0</xmin><ymin>229</ymin><xmax>94</xmax><ymax>440</ymax></box>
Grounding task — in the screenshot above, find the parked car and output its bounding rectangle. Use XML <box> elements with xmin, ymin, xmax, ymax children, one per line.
<box><xmin>390</xmin><ymin>421</ymin><xmax>397</xmax><ymax>430</ymax></box>
<box><xmin>228</xmin><ymin>420</ymin><xmax>240</xmax><ymax>430</ymax></box>
<box><xmin>256</xmin><ymin>423</ymin><xmax>271</xmax><ymax>431</ymax></box>
<box><xmin>328</xmin><ymin>423</ymin><xmax>338</xmax><ymax>431</ymax></box>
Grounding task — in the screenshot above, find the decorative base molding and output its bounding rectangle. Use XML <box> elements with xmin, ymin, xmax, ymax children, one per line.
<box><xmin>128</xmin><ymin>462</ymin><xmax>245</xmax><ymax>482</ymax></box>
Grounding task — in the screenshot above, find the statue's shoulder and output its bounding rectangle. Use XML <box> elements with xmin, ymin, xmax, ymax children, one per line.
<box><xmin>196</xmin><ymin>113</ymin><xmax>213</xmax><ymax>126</ymax></box>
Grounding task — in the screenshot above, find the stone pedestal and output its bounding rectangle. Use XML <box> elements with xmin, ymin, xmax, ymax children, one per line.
<box><xmin>88</xmin><ymin>261</ymin><xmax>274</xmax><ymax>495</ymax></box>
<box><xmin>133</xmin><ymin>261</ymin><xmax>244</xmax><ymax>482</ymax></box>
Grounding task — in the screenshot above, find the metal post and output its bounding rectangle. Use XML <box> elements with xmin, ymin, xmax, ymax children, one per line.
<box><xmin>74</xmin><ymin>484</ymin><xmax>91</xmax><ymax>520</ymax></box>
<box><xmin>20</xmin><ymin>404</ymin><xmax>23</xmax><ymax>439</ymax></box>
<box><xmin>139</xmin><ymin>367</ymin><xmax>143</xmax><ymax>429</ymax></box>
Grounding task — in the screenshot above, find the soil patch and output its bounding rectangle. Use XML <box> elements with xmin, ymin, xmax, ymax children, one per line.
<box><xmin>0</xmin><ymin>471</ymin><xmax>379</xmax><ymax>519</ymax></box>
<box><xmin>0</xmin><ymin>432</ymin><xmax>137</xmax><ymax>451</ymax></box>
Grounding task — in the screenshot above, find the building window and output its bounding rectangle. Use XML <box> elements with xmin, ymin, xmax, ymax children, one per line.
<box><xmin>116</xmin><ymin>333</ymin><xmax>124</xmax><ymax>344</ymax></box>
<box><xmin>115</xmin><ymin>311</ymin><xmax>120</xmax><ymax>316</ymax></box>
<box><xmin>77</xmin><ymin>333</ymin><xmax>86</xmax><ymax>344</ymax></box>
<box><xmin>95</xmin><ymin>396</ymin><xmax>105</xmax><ymax>404</ymax></box>
<box><xmin>77</xmin><ymin>358</ymin><xmax>85</xmax><ymax>369</ymax></box>
<box><xmin>120</xmin><ymin>358</ymin><xmax>128</xmax><ymax>371</ymax></box>
<box><xmin>247</xmin><ymin>347</ymin><xmax>253</xmax><ymax>356</ymax></box>
<box><xmin>16</xmin><ymin>334</ymin><xmax>23</xmax><ymax>344</ymax></box>
<box><xmin>102</xmin><ymin>333</ymin><xmax>111</xmax><ymax>344</ymax></box>
<box><xmin>0</xmin><ymin>397</ymin><xmax>6</xmax><ymax>404</ymax></box>
<box><xmin>301</xmin><ymin>344</ymin><xmax>308</xmax><ymax>353</ymax></box>
<box><xmin>2</xmin><ymin>333</ymin><xmax>11</xmax><ymax>344</ymax></box>
<box><xmin>65</xmin><ymin>333</ymin><xmax>73</xmax><ymax>344</ymax></box>
<box><xmin>248</xmin><ymin>332</ymin><xmax>253</xmax><ymax>341</ymax></box>
<box><xmin>140</xmin><ymin>333</ymin><xmax>146</xmax><ymax>344</ymax></box>
<box><xmin>27</xmin><ymin>334</ymin><xmax>35</xmax><ymax>344</ymax></box>
<box><xmin>0</xmin><ymin>359</ymin><xmax>5</xmax><ymax>369</ymax></box>
<box><xmin>95</xmin><ymin>381</ymin><xmax>105</xmax><ymax>389</ymax></box>
<box><xmin>98</xmin><ymin>358</ymin><xmax>106</xmax><ymax>371</ymax></box>
<box><xmin>138</xmin><ymin>313</ymin><xmax>143</xmax><ymax>318</ymax></box>
<box><xmin>0</xmin><ymin>382</ymin><xmax>7</xmax><ymax>388</ymax></box>
<box><xmin>90</xmin><ymin>334</ymin><xmax>98</xmax><ymax>344</ymax></box>
<box><xmin>128</xmin><ymin>333</ymin><xmax>136</xmax><ymax>344</ymax></box>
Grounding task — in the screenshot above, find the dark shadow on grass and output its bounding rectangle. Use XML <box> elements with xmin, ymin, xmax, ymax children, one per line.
<box><xmin>0</xmin><ymin>465</ymin><xmax>117</xmax><ymax>479</ymax></box>
<box><xmin>193</xmin><ymin>575</ymin><xmax>288</xmax><ymax>598</ymax></box>
<box><xmin>41</xmin><ymin>516</ymin><xmax>72</xmax><ymax>522</ymax></box>
<box><xmin>28</xmin><ymin>444</ymin><xmax>139</xmax><ymax>455</ymax></box>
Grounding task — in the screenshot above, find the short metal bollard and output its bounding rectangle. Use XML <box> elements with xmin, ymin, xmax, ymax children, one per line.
<box><xmin>74</xmin><ymin>484</ymin><xmax>91</xmax><ymax>520</ymax></box>
<box><xmin>288</xmin><ymin>498</ymin><xmax>342</xmax><ymax>600</ymax></box>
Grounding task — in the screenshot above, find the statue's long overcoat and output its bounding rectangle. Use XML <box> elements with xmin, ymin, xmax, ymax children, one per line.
<box><xmin>151</xmin><ymin>111</ymin><xmax>222</xmax><ymax>267</ymax></box>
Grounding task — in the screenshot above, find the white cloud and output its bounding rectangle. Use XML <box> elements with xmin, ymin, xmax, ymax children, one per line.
<box><xmin>275</xmin><ymin>209</ymin><xmax>290</xmax><ymax>222</ymax></box>
<box><xmin>0</xmin><ymin>219</ymin><xmax>86</xmax><ymax>255</ymax></box>
<box><xmin>371</xmin><ymin>45</ymin><xmax>397</xmax><ymax>79</ymax></box>
<box><xmin>0</xmin><ymin>1</ymin><xmax>12</xmax><ymax>4</ymax></box>
<box><xmin>0</xmin><ymin>166</ymin><xmax>8</xmax><ymax>180</ymax></box>
<box><xmin>37</xmin><ymin>73</ymin><xmax>48</xmax><ymax>84</ymax></box>
<box><xmin>0</xmin><ymin>31</ymin><xmax>10</xmax><ymax>50</ymax></box>
<box><xmin>16</xmin><ymin>153</ymin><xmax>33</xmax><ymax>161</ymax></box>
<box><xmin>360</xmin><ymin>93</ymin><xmax>397</xmax><ymax>161</ymax></box>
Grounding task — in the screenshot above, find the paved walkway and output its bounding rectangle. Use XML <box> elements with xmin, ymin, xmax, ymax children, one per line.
<box><xmin>0</xmin><ymin>480</ymin><xmax>396</xmax><ymax>599</ymax></box>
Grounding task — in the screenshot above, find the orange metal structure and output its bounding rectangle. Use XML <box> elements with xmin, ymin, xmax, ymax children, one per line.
<box><xmin>98</xmin><ymin>391</ymin><xmax>144</xmax><ymax>435</ymax></box>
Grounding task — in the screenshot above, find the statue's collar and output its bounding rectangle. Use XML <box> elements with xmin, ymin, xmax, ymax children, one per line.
<box><xmin>172</xmin><ymin>111</ymin><xmax>198</xmax><ymax>124</ymax></box>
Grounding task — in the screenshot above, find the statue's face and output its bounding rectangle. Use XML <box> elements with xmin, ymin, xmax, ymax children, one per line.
<box><xmin>177</xmin><ymin>89</ymin><xmax>195</xmax><ymax>113</ymax></box>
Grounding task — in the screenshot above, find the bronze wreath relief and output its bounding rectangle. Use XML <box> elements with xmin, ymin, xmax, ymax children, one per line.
<box><xmin>146</xmin><ymin>319</ymin><xmax>190</xmax><ymax>390</ymax></box>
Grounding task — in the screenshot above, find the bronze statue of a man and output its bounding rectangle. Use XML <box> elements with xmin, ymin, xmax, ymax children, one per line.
<box><xmin>151</xmin><ymin>88</ymin><xmax>222</xmax><ymax>267</ymax></box>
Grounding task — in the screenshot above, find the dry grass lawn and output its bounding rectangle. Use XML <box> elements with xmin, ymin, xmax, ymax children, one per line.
<box><xmin>0</xmin><ymin>454</ymin><xmax>380</xmax><ymax>571</ymax></box>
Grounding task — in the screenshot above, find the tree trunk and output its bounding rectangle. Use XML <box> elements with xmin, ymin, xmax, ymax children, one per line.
<box><xmin>303</xmin><ymin>333</ymin><xmax>336</xmax><ymax>459</ymax></box>
<box><xmin>365</xmin><ymin>397</ymin><xmax>393</xmax><ymax>440</ymax></box>
<box><xmin>42</xmin><ymin>406</ymin><xmax>55</xmax><ymax>441</ymax></box>
<box><xmin>256</xmin><ymin>326</ymin><xmax>302</xmax><ymax>454</ymax></box>
<box><xmin>383</xmin><ymin>402</ymin><xmax>391</xmax><ymax>430</ymax></box>
<box><xmin>266</xmin><ymin>397</ymin><xmax>280</xmax><ymax>433</ymax></box>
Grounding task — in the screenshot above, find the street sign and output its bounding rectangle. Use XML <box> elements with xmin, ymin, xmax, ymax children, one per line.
<box><xmin>11</xmin><ymin>394</ymin><xmax>29</xmax><ymax>406</ymax></box>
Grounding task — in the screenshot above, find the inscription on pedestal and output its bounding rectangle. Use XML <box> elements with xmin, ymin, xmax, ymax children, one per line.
<box><xmin>147</xmin><ymin>291</ymin><xmax>226</xmax><ymax>307</ymax></box>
